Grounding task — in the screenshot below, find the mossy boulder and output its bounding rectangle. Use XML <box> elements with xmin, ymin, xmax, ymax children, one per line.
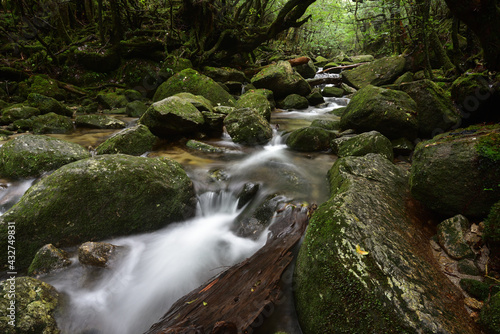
<box><xmin>322</xmin><ymin>86</ymin><xmax>344</xmax><ymax>97</ymax></box>
<box><xmin>340</xmin><ymin>85</ymin><xmax>418</xmax><ymax>140</ymax></box>
<box><xmin>186</xmin><ymin>140</ymin><xmax>224</xmax><ymax>154</ymax></box>
<box><xmin>341</xmin><ymin>55</ymin><xmax>406</xmax><ymax>89</ymax></box>
<box><xmin>410</xmin><ymin>125</ymin><xmax>500</xmax><ymax>218</ymax></box>
<box><xmin>0</xmin><ymin>154</ymin><xmax>196</xmax><ymax>269</ymax></box>
<box><xmin>32</xmin><ymin>112</ymin><xmax>74</xmax><ymax>134</ymax></box>
<box><xmin>331</xmin><ymin>130</ymin><xmax>394</xmax><ymax>160</ymax></box>
<box><xmin>1</xmin><ymin>104</ymin><xmax>39</xmax><ymax>125</ymax></box>
<box><xmin>295</xmin><ymin>153</ymin><xmax>478</xmax><ymax>334</ymax></box>
<box><xmin>310</xmin><ymin>119</ymin><xmax>340</xmax><ymax>131</ymax></box>
<box><xmin>28</xmin><ymin>244</ymin><xmax>71</xmax><ymax>276</ymax></box>
<box><xmin>350</xmin><ymin>54</ymin><xmax>375</xmax><ymax>63</ymax></box>
<box><xmin>437</xmin><ymin>215</ymin><xmax>474</xmax><ymax>259</ymax></box>
<box><xmin>223</xmin><ymin>108</ymin><xmax>273</xmax><ymax>145</ymax></box>
<box><xmin>250</xmin><ymin>61</ymin><xmax>311</xmax><ymax>98</ymax></box>
<box><xmin>174</xmin><ymin>92</ymin><xmax>214</xmax><ymax>113</ymax></box>
<box><xmin>286</xmin><ymin>127</ymin><xmax>331</xmax><ymax>152</ymax></box>
<box><xmin>96</xmin><ymin>92</ymin><xmax>129</xmax><ymax>109</ymax></box>
<box><xmin>139</xmin><ymin>95</ymin><xmax>205</xmax><ymax>138</ymax></box>
<box><xmin>75</xmin><ymin>114</ymin><xmax>127</xmax><ymax>129</ymax></box>
<box><xmin>202</xmin><ymin>66</ymin><xmax>247</xmax><ymax>83</ymax></box>
<box><xmin>0</xmin><ymin>134</ymin><xmax>90</xmax><ymax>179</ymax></box>
<box><xmin>306</xmin><ymin>88</ymin><xmax>325</xmax><ymax>106</ymax></box>
<box><xmin>27</xmin><ymin>93</ymin><xmax>73</xmax><ymax>117</ymax></box>
<box><xmin>481</xmin><ymin>292</ymin><xmax>500</xmax><ymax>334</ymax></box>
<box><xmin>96</xmin><ymin>124</ymin><xmax>157</xmax><ymax>156</ymax></box>
<box><xmin>394</xmin><ymin>71</ymin><xmax>414</xmax><ymax>85</ymax></box>
<box><xmin>236</xmin><ymin>91</ymin><xmax>273</xmax><ymax>120</ymax></box>
<box><xmin>159</xmin><ymin>56</ymin><xmax>193</xmax><ymax>80</ymax></box>
<box><xmin>294</xmin><ymin>59</ymin><xmax>317</xmax><ymax>79</ymax></box>
<box><xmin>0</xmin><ymin>277</ymin><xmax>60</xmax><ymax>334</ymax></box>
<box><xmin>27</xmin><ymin>75</ymin><xmax>66</xmax><ymax>100</ymax></box>
<box><xmin>153</xmin><ymin>68</ymin><xmax>236</xmax><ymax>107</ymax></box>
<box><xmin>78</xmin><ymin>241</ymin><xmax>117</xmax><ymax>267</ymax></box>
<box><xmin>126</xmin><ymin>100</ymin><xmax>148</xmax><ymax>117</ymax></box>
<box><xmin>396</xmin><ymin>80</ymin><xmax>460</xmax><ymax>138</ymax></box>
<box><xmin>280</xmin><ymin>94</ymin><xmax>309</xmax><ymax>110</ymax></box>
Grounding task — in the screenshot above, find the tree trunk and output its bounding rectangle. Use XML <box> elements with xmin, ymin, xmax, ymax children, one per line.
<box><xmin>444</xmin><ymin>0</ymin><xmax>500</xmax><ymax>70</ymax></box>
<box><xmin>144</xmin><ymin>205</ymin><xmax>311</xmax><ymax>334</ymax></box>
<box><xmin>110</xmin><ymin>0</ymin><xmax>123</xmax><ymax>44</ymax></box>
<box><xmin>429</xmin><ymin>29</ymin><xmax>455</xmax><ymax>71</ymax></box>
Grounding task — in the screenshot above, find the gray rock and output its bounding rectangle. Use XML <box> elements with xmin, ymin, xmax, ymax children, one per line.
<box><xmin>437</xmin><ymin>215</ymin><xmax>474</xmax><ymax>260</ymax></box>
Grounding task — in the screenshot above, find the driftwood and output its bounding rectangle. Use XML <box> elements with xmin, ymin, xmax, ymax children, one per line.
<box><xmin>319</xmin><ymin>62</ymin><xmax>367</xmax><ymax>74</ymax></box>
<box><xmin>144</xmin><ymin>205</ymin><xmax>311</xmax><ymax>334</ymax></box>
<box><xmin>287</xmin><ymin>56</ymin><xmax>310</xmax><ymax>67</ymax></box>
<box><xmin>306</xmin><ymin>76</ymin><xmax>342</xmax><ymax>87</ymax></box>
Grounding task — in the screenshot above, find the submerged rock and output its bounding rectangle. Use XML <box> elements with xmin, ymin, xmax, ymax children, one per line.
<box><xmin>250</xmin><ymin>61</ymin><xmax>311</xmax><ymax>98</ymax></box>
<box><xmin>224</xmin><ymin>108</ymin><xmax>273</xmax><ymax>145</ymax></box>
<box><xmin>410</xmin><ymin>125</ymin><xmax>500</xmax><ymax>218</ymax></box>
<box><xmin>0</xmin><ymin>277</ymin><xmax>60</xmax><ymax>334</ymax></box>
<box><xmin>96</xmin><ymin>124</ymin><xmax>157</xmax><ymax>156</ymax></box>
<box><xmin>0</xmin><ymin>154</ymin><xmax>196</xmax><ymax>269</ymax></box>
<box><xmin>342</xmin><ymin>55</ymin><xmax>406</xmax><ymax>89</ymax></box>
<box><xmin>28</xmin><ymin>244</ymin><xmax>71</xmax><ymax>276</ymax></box>
<box><xmin>78</xmin><ymin>241</ymin><xmax>117</xmax><ymax>267</ymax></box>
<box><xmin>295</xmin><ymin>153</ymin><xmax>479</xmax><ymax>334</ymax></box>
<box><xmin>0</xmin><ymin>134</ymin><xmax>90</xmax><ymax>179</ymax></box>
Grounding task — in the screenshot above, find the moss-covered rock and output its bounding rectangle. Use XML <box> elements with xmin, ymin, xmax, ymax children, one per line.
<box><xmin>410</xmin><ymin>125</ymin><xmax>500</xmax><ymax>218</ymax></box>
<box><xmin>280</xmin><ymin>94</ymin><xmax>309</xmax><ymax>110</ymax></box>
<box><xmin>250</xmin><ymin>61</ymin><xmax>311</xmax><ymax>98</ymax></box>
<box><xmin>202</xmin><ymin>66</ymin><xmax>247</xmax><ymax>83</ymax></box>
<box><xmin>126</xmin><ymin>100</ymin><xmax>148</xmax><ymax>117</ymax></box>
<box><xmin>0</xmin><ymin>154</ymin><xmax>195</xmax><ymax>269</ymax></box>
<box><xmin>96</xmin><ymin>92</ymin><xmax>129</xmax><ymax>109</ymax></box>
<box><xmin>294</xmin><ymin>153</ymin><xmax>478</xmax><ymax>334</ymax></box>
<box><xmin>0</xmin><ymin>277</ymin><xmax>60</xmax><ymax>334</ymax></box>
<box><xmin>332</xmin><ymin>130</ymin><xmax>394</xmax><ymax>160</ymax></box>
<box><xmin>153</xmin><ymin>68</ymin><xmax>236</xmax><ymax>107</ymax></box>
<box><xmin>78</xmin><ymin>241</ymin><xmax>117</xmax><ymax>267</ymax></box>
<box><xmin>75</xmin><ymin>114</ymin><xmax>127</xmax><ymax>129</ymax></box>
<box><xmin>1</xmin><ymin>104</ymin><xmax>39</xmax><ymax>125</ymax></box>
<box><xmin>27</xmin><ymin>93</ymin><xmax>73</xmax><ymax>117</ymax></box>
<box><xmin>286</xmin><ymin>127</ymin><xmax>331</xmax><ymax>152</ymax></box>
<box><xmin>460</xmin><ymin>279</ymin><xmax>499</xmax><ymax>301</ymax></box>
<box><xmin>186</xmin><ymin>140</ymin><xmax>224</xmax><ymax>153</ymax></box>
<box><xmin>224</xmin><ymin>108</ymin><xmax>273</xmax><ymax>145</ymax></box>
<box><xmin>341</xmin><ymin>55</ymin><xmax>406</xmax><ymax>89</ymax></box>
<box><xmin>27</xmin><ymin>74</ymin><xmax>66</xmax><ymax>100</ymax></box>
<box><xmin>351</xmin><ymin>54</ymin><xmax>375</xmax><ymax>63</ymax></box>
<box><xmin>437</xmin><ymin>215</ymin><xmax>474</xmax><ymax>259</ymax></box>
<box><xmin>294</xmin><ymin>59</ymin><xmax>317</xmax><ymax>79</ymax></box>
<box><xmin>0</xmin><ymin>134</ymin><xmax>90</xmax><ymax>179</ymax></box>
<box><xmin>236</xmin><ymin>91</ymin><xmax>273</xmax><ymax>120</ymax></box>
<box><xmin>394</xmin><ymin>71</ymin><xmax>414</xmax><ymax>85</ymax></box>
<box><xmin>310</xmin><ymin>119</ymin><xmax>340</xmax><ymax>131</ymax></box>
<box><xmin>392</xmin><ymin>137</ymin><xmax>415</xmax><ymax>156</ymax></box>
<box><xmin>174</xmin><ymin>92</ymin><xmax>214</xmax><ymax>113</ymax></box>
<box><xmin>32</xmin><ymin>112</ymin><xmax>74</xmax><ymax>134</ymax></box>
<box><xmin>159</xmin><ymin>56</ymin><xmax>193</xmax><ymax>80</ymax></box>
<box><xmin>28</xmin><ymin>244</ymin><xmax>71</xmax><ymax>276</ymax></box>
<box><xmin>139</xmin><ymin>95</ymin><xmax>205</xmax><ymax>138</ymax></box>
<box><xmin>481</xmin><ymin>291</ymin><xmax>500</xmax><ymax>333</ymax></box>
<box><xmin>306</xmin><ymin>88</ymin><xmax>325</xmax><ymax>106</ymax></box>
<box><xmin>340</xmin><ymin>85</ymin><xmax>418</xmax><ymax>140</ymax></box>
<box><xmin>322</xmin><ymin>86</ymin><xmax>344</xmax><ymax>97</ymax></box>
<box><xmin>396</xmin><ymin>80</ymin><xmax>460</xmax><ymax>138</ymax></box>
<box><xmin>96</xmin><ymin>124</ymin><xmax>157</xmax><ymax>156</ymax></box>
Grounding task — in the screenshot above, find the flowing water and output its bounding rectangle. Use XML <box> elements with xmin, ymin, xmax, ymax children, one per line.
<box><xmin>1</xmin><ymin>83</ymin><xmax>346</xmax><ymax>333</ymax></box>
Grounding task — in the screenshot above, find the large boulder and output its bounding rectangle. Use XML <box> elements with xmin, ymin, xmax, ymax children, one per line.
<box><xmin>0</xmin><ymin>154</ymin><xmax>196</xmax><ymax>269</ymax></box>
<box><xmin>410</xmin><ymin>125</ymin><xmax>500</xmax><ymax>218</ymax></box>
<box><xmin>331</xmin><ymin>130</ymin><xmax>394</xmax><ymax>160</ymax></box>
<box><xmin>396</xmin><ymin>80</ymin><xmax>460</xmax><ymax>138</ymax></box>
<box><xmin>0</xmin><ymin>277</ymin><xmax>60</xmax><ymax>334</ymax></box>
<box><xmin>0</xmin><ymin>134</ymin><xmax>90</xmax><ymax>179</ymax></box>
<box><xmin>202</xmin><ymin>66</ymin><xmax>247</xmax><ymax>83</ymax></box>
<box><xmin>96</xmin><ymin>124</ymin><xmax>157</xmax><ymax>156</ymax></box>
<box><xmin>223</xmin><ymin>108</ymin><xmax>273</xmax><ymax>145</ymax></box>
<box><xmin>342</xmin><ymin>55</ymin><xmax>406</xmax><ymax>89</ymax></box>
<box><xmin>153</xmin><ymin>68</ymin><xmax>236</xmax><ymax>106</ymax></box>
<box><xmin>295</xmin><ymin>153</ymin><xmax>479</xmax><ymax>334</ymax></box>
<box><xmin>235</xmin><ymin>91</ymin><xmax>273</xmax><ymax>120</ymax></box>
<box><xmin>340</xmin><ymin>85</ymin><xmax>418</xmax><ymax>140</ymax></box>
<box><xmin>27</xmin><ymin>93</ymin><xmax>73</xmax><ymax>117</ymax></box>
<box><xmin>32</xmin><ymin>112</ymin><xmax>74</xmax><ymax>134</ymax></box>
<box><xmin>0</xmin><ymin>104</ymin><xmax>39</xmax><ymax>125</ymax></box>
<box><xmin>139</xmin><ymin>95</ymin><xmax>205</xmax><ymax>138</ymax></box>
<box><xmin>250</xmin><ymin>61</ymin><xmax>311</xmax><ymax>98</ymax></box>
<box><xmin>27</xmin><ymin>74</ymin><xmax>66</xmax><ymax>100</ymax></box>
<box><xmin>286</xmin><ymin>127</ymin><xmax>332</xmax><ymax>152</ymax></box>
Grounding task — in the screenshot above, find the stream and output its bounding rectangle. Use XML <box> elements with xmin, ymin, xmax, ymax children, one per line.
<box><xmin>0</xmin><ymin>89</ymin><xmax>347</xmax><ymax>333</ymax></box>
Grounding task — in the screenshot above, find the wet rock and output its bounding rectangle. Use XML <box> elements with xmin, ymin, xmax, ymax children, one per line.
<box><xmin>310</xmin><ymin>119</ymin><xmax>340</xmax><ymax>131</ymax></box>
<box><xmin>0</xmin><ymin>277</ymin><xmax>60</xmax><ymax>334</ymax></box>
<box><xmin>96</xmin><ymin>124</ymin><xmax>157</xmax><ymax>156</ymax></box>
<box><xmin>186</xmin><ymin>140</ymin><xmax>224</xmax><ymax>154</ymax></box>
<box><xmin>201</xmin><ymin>111</ymin><xmax>226</xmax><ymax>135</ymax></box>
<box><xmin>286</xmin><ymin>127</ymin><xmax>332</xmax><ymax>152</ymax></box>
<box><xmin>340</xmin><ymin>85</ymin><xmax>418</xmax><ymax>140</ymax></box>
<box><xmin>28</xmin><ymin>244</ymin><xmax>71</xmax><ymax>276</ymax></box>
<box><xmin>410</xmin><ymin>125</ymin><xmax>500</xmax><ymax>218</ymax></box>
<box><xmin>0</xmin><ymin>104</ymin><xmax>39</xmax><ymax>125</ymax></box>
<box><xmin>236</xmin><ymin>91</ymin><xmax>273</xmax><ymax>120</ymax></box>
<box><xmin>331</xmin><ymin>130</ymin><xmax>394</xmax><ymax>161</ymax></box>
<box><xmin>202</xmin><ymin>66</ymin><xmax>247</xmax><ymax>83</ymax></box>
<box><xmin>97</xmin><ymin>92</ymin><xmax>129</xmax><ymax>109</ymax></box>
<box><xmin>224</xmin><ymin>108</ymin><xmax>272</xmax><ymax>145</ymax></box>
<box><xmin>153</xmin><ymin>68</ymin><xmax>236</xmax><ymax>107</ymax></box>
<box><xmin>126</xmin><ymin>100</ymin><xmax>148</xmax><ymax>117</ymax></box>
<box><xmin>32</xmin><ymin>112</ymin><xmax>74</xmax><ymax>134</ymax></box>
<box><xmin>0</xmin><ymin>134</ymin><xmax>90</xmax><ymax>179</ymax></box>
<box><xmin>341</xmin><ymin>55</ymin><xmax>406</xmax><ymax>89</ymax></box>
<box><xmin>236</xmin><ymin>194</ymin><xmax>286</xmax><ymax>238</ymax></box>
<box><xmin>139</xmin><ymin>95</ymin><xmax>205</xmax><ymax>138</ymax></box>
<box><xmin>322</xmin><ymin>86</ymin><xmax>344</xmax><ymax>97</ymax></box>
<box><xmin>396</xmin><ymin>80</ymin><xmax>460</xmax><ymax>138</ymax></box>
<box><xmin>237</xmin><ymin>182</ymin><xmax>260</xmax><ymax>209</ymax></box>
<box><xmin>75</xmin><ymin>114</ymin><xmax>127</xmax><ymax>129</ymax></box>
<box><xmin>27</xmin><ymin>93</ymin><xmax>73</xmax><ymax>117</ymax></box>
<box><xmin>78</xmin><ymin>241</ymin><xmax>117</xmax><ymax>267</ymax></box>
<box><xmin>0</xmin><ymin>154</ymin><xmax>196</xmax><ymax>269</ymax></box>
<box><xmin>306</xmin><ymin>88</ymin><xmax>325</xmax><ymax>106</ymax></box>
<box><xmin>280</xmin><ymin>94</ymin><xmax>309</xmax><ymax>110</ymax></box>
<box><xmin>437</xmin><ymin>215</ymin><xmax>475</xmax><ymax>260</ymax></box>
<box><xmin>295</xmin><ymin>153</ymin><xmax>478</xmax><ymax>334</ymax></box>
<box><xmin>250</xmin><ymin>61</ymin><xmax>311</xmax><ymax>99</ymax></box>
<box><xmin>481</xmin><ymin>291</ymin><xmax>500</xmax><ymax>333</ymax></box>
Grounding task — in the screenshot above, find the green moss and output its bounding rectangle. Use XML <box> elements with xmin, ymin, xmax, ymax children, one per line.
<box><xmin>460</xmin><ymin>279</ymin><xmax>500</xmax><ymax>301</ymax></box>
<box><xmin>481</xmin><ymin>292</ymin><xmax>500</xmax><ymax>334</ymax></box>
<box><xmin>477</xmin><ymin>132</ymin><xmax>500</xmax><ymax>162</ymax></box>
<box><xmin>485</xmin><ymin>201</ymin><xmax>500</xmax><ymax>243</ymax></box>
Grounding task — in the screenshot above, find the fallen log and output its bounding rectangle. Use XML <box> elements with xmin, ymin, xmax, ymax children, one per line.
<box><xmin>287</xmin><ymin>56</ymin><xmax>310</xmax><ymax>67</ymax></box>
<box><xmin>319</xmin><ymin>62</ymin><xmax>367</xmax><ymax>74</ymax></box>
<box><xmin>144</xmin><ymin>204</ymin><xmax>311</xmax><ymax>334</ymax></box>
<box><xmin>306</xmin><ymin>76</ymin><xmax>342</xmax><ymax>87</ymax></box>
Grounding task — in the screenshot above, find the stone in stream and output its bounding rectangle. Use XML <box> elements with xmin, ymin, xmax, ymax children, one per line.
<box><xmin>286</xmin><ymin>127</ymin><xmax>332</xmax><ymax>152</ymax></box>
<box><xmin>341</xmin><ymin>55</ymin><xmax>406</xmax><ymax>89</ymax></box>
<box><xmin>0</xmin><ymin>154</ymin><xmax>196</xmax><ymax>270</ymax></box>
<box><xmin>235</xmin><ymin>91</ymin><xmax>273</xmax><ymax>120</ymax></box>
<box><xmin>223</xmin><ymin>107</ymin><xmax>273</xmax><ymax>145</ymax></box>
<box><xmin>294</xmin><ymin>153</ymin><xmax>480</xmax><ymax>334</ymax></box>
<box><xmin>96</xmin><ymin>124</ymin><xmax>157</xmax><ymax>156</ymax></box>
<box><xmin>28</xmin><ymin>244</ymin><xmax>71</xmax><ymax>276</ymax></box>
<box><xmin>280</xmin><ymin>93</ymin><xmax>309</xmax><ymax>110</ymax></box>
<box><xmin>0</xmin><ymin>134</ymin><xmax>90</xmax><ymax>179</ymax></box>
<box><xmin>331</xmin><ymin>130</ymin><xmax>394</xmax><ymax>161</ymax></box>
<box><xmin>78</xmin><ymin>241</ymin><xmax>118</xmax><ymax>267</ymax></box>
<box><xmin>75</xmin><ymin>114</ymin><xmax>127</xmax><ymax>129</ymax></box>
<box><xmin>294</xmin><ymin>58</ymin><xmax>317</xmax><ymax>79</ymax></box>
<box><xmin>306</xmin><ymin>87</ymin><xmax>325</xmax><ymax>106</ymax></box>
<box><xmin>32</xmin><ymin>112</ymin><xmax>74</xmax><ymax>134</ymax></box>
<box><xmin>0</xmin><ymin>104</ymin><xmax>40</xmax><ymax>125</ymax></box>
